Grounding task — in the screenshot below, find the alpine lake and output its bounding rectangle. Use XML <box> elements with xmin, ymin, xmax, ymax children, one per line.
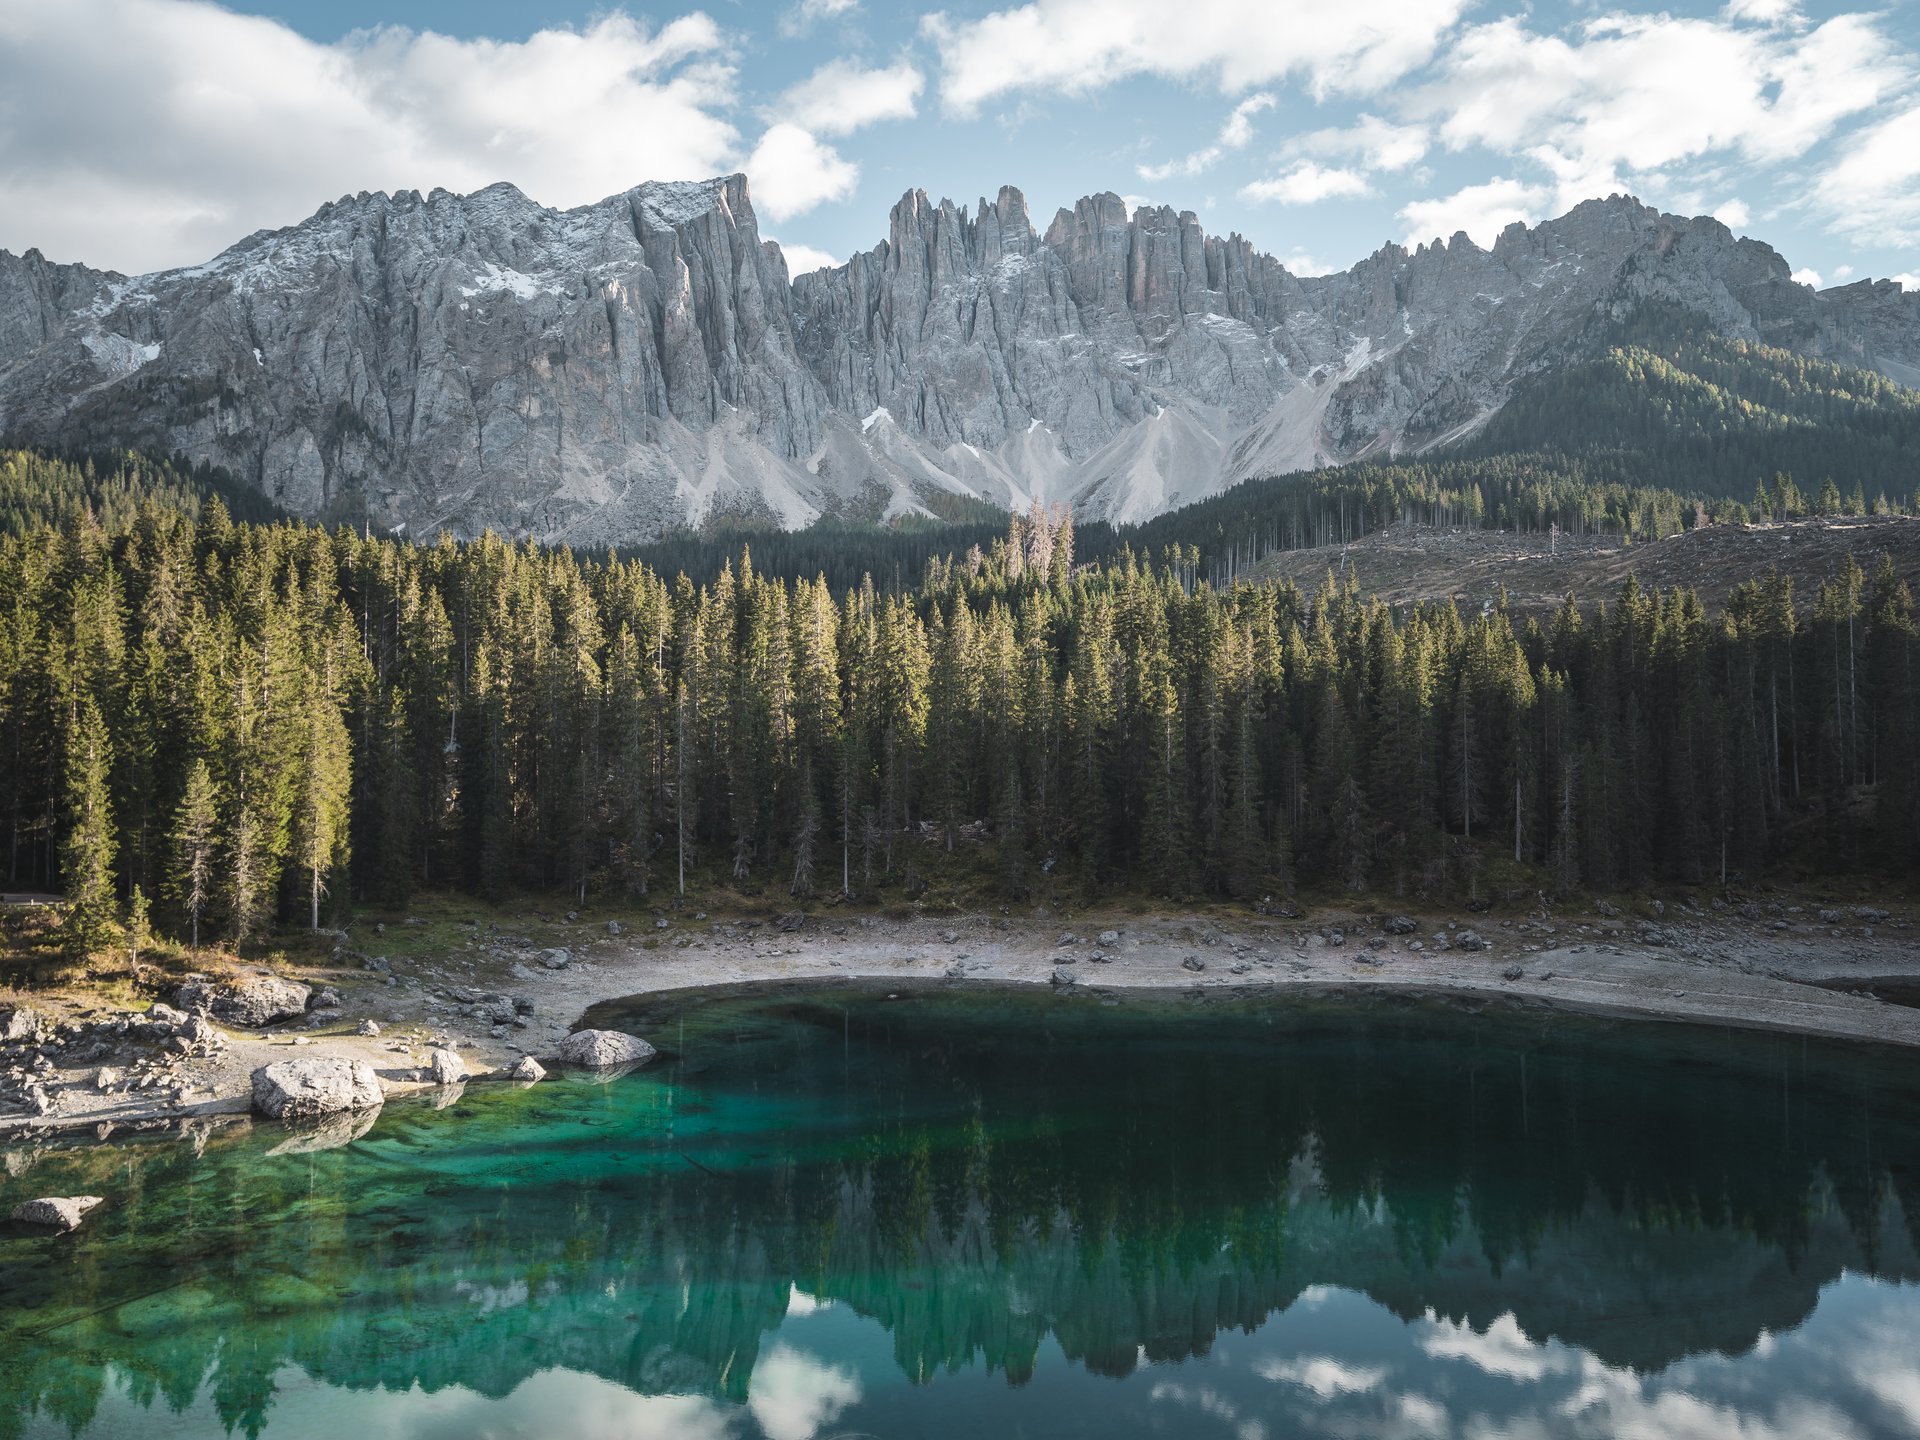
<box><xmin>4</xmin><ymin>984</ymin><xmax>1920</xmax><ymax>1440</ymax></box>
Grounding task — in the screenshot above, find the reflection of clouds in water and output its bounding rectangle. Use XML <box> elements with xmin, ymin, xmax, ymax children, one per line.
<box><xmin>747</xmin><ymin>1342</ymin><xmax>861</xmax><ymax>1440</ymax></box>
<box><xmin>1419</xmin><ymin>1310</ymin><xmax>1573</xmax><ymax>1382</ymax></box>
<box><xmin>64</xmin><ymin>1365</ymin><xmax>742</xmax><ymax>1440</ymax></box>
<box><xmin>785</xmin><ymin>1284</ymin><xmax>828</xmax><ymax>1317</ymax></box>
<box><xmin>1150</xmin><ymin>1380</ymin><xmax>1270</xmax><ymax>1440</ymax></box>
<box><xmin>1224</xmin><ymin>1283</ymin><xmax>1916</xmax><ymax>1440</ymax></box>
<box><xmin>1253</xmin><ymin>1356</ymin><xmax>1387</xmax><ymax>1397</ymax></box>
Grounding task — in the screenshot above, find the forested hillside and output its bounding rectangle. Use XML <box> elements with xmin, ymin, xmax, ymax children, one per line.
<box><xmin>3</xmin><ymin>453</ymin><xmax>1915</xmax><ymax>959</ymax></box>
<box><xmin>0</xmin><ymin>447</ymin><xmax>283</xmax><ymax>536</ymax></box>
<box><xmin>1465</xmin><ymin>309</ymin><xmax>1920</xmax><ymax>504</ymax></box>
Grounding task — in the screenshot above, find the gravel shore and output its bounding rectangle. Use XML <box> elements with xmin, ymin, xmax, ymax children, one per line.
<box><xmin>4</xmin><ymin>898</ymin><xmax>1916</xmax><ymax>1142</ymax></box>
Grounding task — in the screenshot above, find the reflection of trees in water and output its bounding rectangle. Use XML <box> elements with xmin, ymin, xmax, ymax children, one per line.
<box><xmin>3</xmin><ymin>998</ymin><xmax>1919</xmax><ymax>1436</ymax></box>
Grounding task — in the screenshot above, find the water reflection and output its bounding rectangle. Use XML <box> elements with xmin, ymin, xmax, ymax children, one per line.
<box><xmin>3</xmin><ymin>987</ymin><xmax>1918</xmax><ymax>1439</ymax></box>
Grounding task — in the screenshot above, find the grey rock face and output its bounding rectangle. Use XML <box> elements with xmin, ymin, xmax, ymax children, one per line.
<box><xmin>250</xmin><ymin>1057</ymin><xmax>385</xmax><ymax>1120</ymax></box>
<box><xmin>176</xmin><ymin>975</ymin><xmax>311</xmax><ymax>1027</ymax></box>
<box><xmin>0</xmin><ymin>1006</ymin><xmax>42</xmax><ymax>1043</ymax></box>
<box><xmin>554</xmin><ymin>1029</ymin><xmax>656</xmax><ymax>1069</ymax></box>
<box><xmin>3</xmin><ymin>181</ymin><xmax>1915</xmax><ymax>538</ymax></box>
<box><xmin>10</xmin><ymin>1195</ymin><xmax>104</xmax><ymax>1232</ymax></box>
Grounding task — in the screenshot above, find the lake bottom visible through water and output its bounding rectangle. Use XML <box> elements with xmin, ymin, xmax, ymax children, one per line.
<box><xmin>4</xmin><ymin>984</ymin><xmax>1920</xmax><ymax>1439</ymax></box>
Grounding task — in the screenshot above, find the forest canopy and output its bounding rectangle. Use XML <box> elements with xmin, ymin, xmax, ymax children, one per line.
<box><xmin>2</xmin><ymin>450</ymin><xmax>1914</xmax><ymax>958</ymax></box>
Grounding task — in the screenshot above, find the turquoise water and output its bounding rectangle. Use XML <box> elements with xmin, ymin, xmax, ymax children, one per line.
<box><xmin>4</xmin><ymin>984</ymin><xmax>1920</xmax><ymax>1439</ymax></box>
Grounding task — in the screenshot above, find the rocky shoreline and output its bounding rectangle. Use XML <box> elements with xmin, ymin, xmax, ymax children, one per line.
<box><xmin>4</xmin><ymin>897</ymin><xmax>1917</xmax><ymax>1151</ymax></box>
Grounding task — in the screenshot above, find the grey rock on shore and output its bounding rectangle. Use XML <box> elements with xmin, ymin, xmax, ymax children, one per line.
<box><xmin>250</xmin><ymin>1057</ymin><xmax>384</xmax><ymax>1120</ymax></box>
<box><xmin>10</xmin><ymin>1195</ymin><xmax>103</xmax><ymax>1231</ymax></box>
<box><xmin>177</xmin><ymin>975</ymin><xmax>312</xmax><ymax>1027</ymax></box>
<box><xmin>554</xmin><ymin>1030</ymin><xmax>656</xmax><ymax>1069</ymax></box>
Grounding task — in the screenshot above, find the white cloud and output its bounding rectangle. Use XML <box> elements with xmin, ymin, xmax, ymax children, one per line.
<box><xmin>1792</xmin><ymin>267</ymin><xmax>1823</xmax><ymax>287</ymax></box>
<box><xmin>0</xmin><ymin>0</ymin><xmax>741</xmax><ymax>273</ymax></box>
<box><xmin>1834</xmin><ymin>263</ymin><xmax>1854</xmax><ymax>279</ymax></box>
<box><xmin>1417</xmin><ymin>12</ymin><xmax>1906</xmax><ymax>217</ymax></box>
<box><xmin>924</xmin><ymin>0</ymin><xmax>1469</xmax><ymax>115</ymax></box>
<box><xmin>1400</xmin><ymin>176</ymin><xmax>1551</xmax><ymax>246</ymax></box>
<box><xmin>1293</xmin><ymin>114</ymin><xmax>1431</xmax><ymax>172</ymax></box>
<box><xmin>1241</xmin><ymin>161</ymin><xmax>1373</xmax><ymax>205</ymax></box>
<box><xmin>1219</xmin><ymin>93</ymin><xmax>1278</xmax><ymax>148</ymax></box>
<box><xmin>1139</xmin><ymin>93</ymin><xmax>1275</xmax><ymax>181</ymax></box>
<box><xmin>1714</xmin><ymin>199</ymin><xmax>1750</xmax><ymax>228</ymax></box>
<box><xmin>773</xmin><ymin>240</ymin><xmax>841</xmax><ymax>274</ymax></box>
<box><xmin>775</xmin><ymin>59</ymin><xmax>923</xmax><ymax>136</ymax></box>
<box><xmin>745</xmin><ymin>123</ymin><xmax>858</xmax><ymax>221</ymax></box>
<box><xmin>1814</xmin><ymin>102</ymin><xmax>1920</xmax><ymax>248</ymax></box>
<box><xmin>782</xmin><ymin>0</ymin><xmax>860</xmax><ymax>35</ymax></box>
<box><xmin>1725</xmin><ymin>0</ymin><xmax>1802</xmax><ymax>23</ymax></box>
<box><xmin>1893</xmin><ymin>273</ymin><xmax>1920</xmax><ymax>290</ymax></box>
<box><xmin>1283</xmin><ymin>253</ymin><xmax>1336</xmax><ymax>277</ymax></box>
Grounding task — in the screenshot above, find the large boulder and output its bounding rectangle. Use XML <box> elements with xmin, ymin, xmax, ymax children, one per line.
<box><xmin>178</xmin><ymin>975</ymin><xmax>312</xmax><ymax>1027</ymax></box>
<box><xmin>11</xmin><ymin>1196</ymin><xmax>103</xmax><ymax>1231</ymax></box>
<box><xmin>554</xmin><ymin>1029</ymin><xmax>656</xmax><ymax>1069</ymax></box>
<box><xmin>428</xmin><ymin>1048</ymin><xmax>467</xmax><ymax>1084</ymax></box>
<box><xmin>510</xmin><ymin>1056</ymin><xmax>547</xmax><ymax>1082</ymax></box>
<box><xmin>250</xmin><ymin>1057</ymin><xmax>384</xmax><ymax>1120</ymax></box>
<box><xmin>0</xmin><ymin>1006</ymin><xmax>43</xmax><ymax>1043</ymax></box>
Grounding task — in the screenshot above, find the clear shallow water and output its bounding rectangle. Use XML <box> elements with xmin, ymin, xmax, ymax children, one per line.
<box><xmin>4</xmin><ymin>985</ymin><xmax>1920</xmax><ymax>1440</ymax></box>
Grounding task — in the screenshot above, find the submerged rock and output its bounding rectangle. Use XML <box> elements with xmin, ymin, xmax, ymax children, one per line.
<box><xmin>250</xmin><ymin>1058</ymin><xmax>384</xmax><ymax>1120</ymax></box>
<box><xmin>554</xmin><ymin>1029</ymin><xmax>656</xmax><ymax>1069</ymax></box>
<box><xmin>10</xmin><ymin>1196</ymin><xmax>103</xmax><ymax>1232</ymax></box>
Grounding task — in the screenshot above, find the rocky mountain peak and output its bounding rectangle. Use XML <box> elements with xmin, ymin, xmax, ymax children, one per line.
<box><xmin>1</xmin><ymin>176</ymin><xmax>1916</xmax><ymax>541</ymax></box>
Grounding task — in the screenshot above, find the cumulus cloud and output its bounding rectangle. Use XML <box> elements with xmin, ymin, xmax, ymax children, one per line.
<box><xmin>1714</xmin><ymin>199</ymin><xmax>1751</xmax><ymax>228</ymax></box>
<box><xmin>1792</xmin><ymin>267</ymin><xmax>1823</xmax><ymax>287</ymax></box>
<box><xmin>1139</xmin><ymin>93</ymin><xmax>1275</xmax><ymax>181</ymax></box>
<box><xmin>775</xmin><ymin>59</ymin><xmax>923</xmax><ymax>136</ymax></box>
<box><xmin>0</xmin><ymin>0</ymin><xmax>743</xmax><ymax>273</ymax></box>
<box><xmin>1400</xmin><ymin>177</ymin><xmax>1551</xmax><ymax>247</ymax></box>
<box><xmin>1241</xmin><ymin>161</ymin><xmax>1374</xmax><ymax>205</ymax></box>
<box><xmin>924</xmin><ymin>0</ymin><xmax>1469</xmax><ymax>114</ymax></box>
<box><xmin>745</xmin><ymin>123</ymin><xmax>858</xmax><ymax>221</ymax></box>
<box><xmin>1814</xmin><ymin>102</ymin><xmax>1920</xmax><ymax>248</ymax></box>
<box><xmin>1416</xmin><ymin>12</ymin><xmax>1906</xmax><ymax>217</ymax></box>
<box><xmin>782</xmin><ymin>0</ymin><xmax>860</xmax><ymax>34</ymax></box>
<box><xmin>1293</xmin><ymin>114</ymin><xmax>1431</xmax><ymax>172</ymax></box>
<box><xmin>772</xmin><ymin>240</ymin><xmax>842</xmax><ymax>274</ymax></box>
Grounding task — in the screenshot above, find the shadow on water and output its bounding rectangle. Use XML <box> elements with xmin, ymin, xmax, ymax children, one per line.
<box><xmin>3</xmin><ymin>985</ymin><xmax>1920</xmax><ymax>1439</ymax></box>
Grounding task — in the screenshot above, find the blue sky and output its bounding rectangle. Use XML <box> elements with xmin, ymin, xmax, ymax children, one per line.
<box><xmin>1</xmin><ymin>0</ymin><xmax>1916</xmax><ymax>290</ymax></box>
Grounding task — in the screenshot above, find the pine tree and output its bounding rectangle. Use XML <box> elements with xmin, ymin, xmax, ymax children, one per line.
<box><xmin>60</xmin><ymin>699</ymin><xmax>118</xmax><ymax>954</ymax></box>
<box><xmin>170</xmin><ymin>757</ymin><xmax>217</xmax><ymax>949</ymax></box>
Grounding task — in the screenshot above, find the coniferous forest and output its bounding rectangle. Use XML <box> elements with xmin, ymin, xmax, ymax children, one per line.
<box><xmin>3</xmin><ymin>447</ymin><xmax>1916</xmax><ymax>961</ymax></box>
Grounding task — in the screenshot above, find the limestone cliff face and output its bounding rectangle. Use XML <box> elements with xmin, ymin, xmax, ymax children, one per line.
<box><xmin>2</xmin><ymin>177</ymin><xmax>1916</xmax><ymax>540</ymax></box>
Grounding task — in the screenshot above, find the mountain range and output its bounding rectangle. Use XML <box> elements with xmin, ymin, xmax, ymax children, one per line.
<box><xmin>1</xmin><ymin>173</ymin><xmax>1916</xmax><ymax>542</ymax></box>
